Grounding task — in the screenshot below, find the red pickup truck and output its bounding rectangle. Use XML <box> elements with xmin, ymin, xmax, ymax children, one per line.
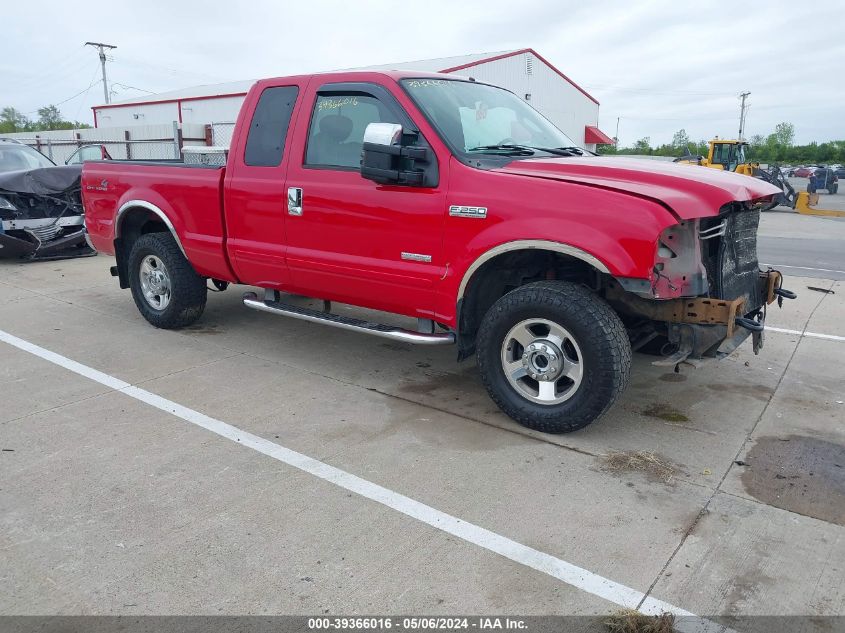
<box><xmin>82</xmin><ymin>70</ymin><xmax>793</xmax><ymax>433</ymax></box>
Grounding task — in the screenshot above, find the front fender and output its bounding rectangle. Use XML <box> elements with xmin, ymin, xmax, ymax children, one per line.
<box><xmin>434</xmin><ymin>163</ymin><xmax>679</xmax><ymax>324</ymax></box>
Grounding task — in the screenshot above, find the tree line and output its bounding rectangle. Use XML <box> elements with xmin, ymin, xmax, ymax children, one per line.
<box><xmin>1</xmin><ymin>105</ymin><xmax>91</xmax><ymax>134</ymax></box>
<box><xmin>599</xmin><ymin>122</ymin><xmax>845</xmax><ymax>165</ymax></box>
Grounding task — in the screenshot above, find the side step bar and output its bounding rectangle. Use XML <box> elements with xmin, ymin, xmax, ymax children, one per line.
<box><xmin>243</xmin><ymin>292</ymin><xmax>455</xmax><ymax>346</ymax></box>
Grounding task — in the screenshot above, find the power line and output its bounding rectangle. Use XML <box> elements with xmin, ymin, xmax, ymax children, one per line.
<box><xmin>112</xmin><ymin>56</ymin><xmax>229</xmax><ymax>83</ymax></box>
<box><xmin>53</xmin><ymin>76</ymin><xmax>102</xmax><ymax>108</ymax></box>
<box><xmin>110</xmin><ymin>82</ymin><xmax>156</xmax><ymax>95</ymax></box>
<box><xmin>583</xmin><ymin>84</ymin><xmax>736</xmax><ymax>97</ymax></box>
<box><xmin>607</xmin><ymin>114</ymin><xmax>739</xmax><ymax>122</ymax></box>
<box><xmin>12</xmin><ymin>48</ymin><xmax>91</xmax><ymax>93</ymax></box>
<box><xmin>25</xmin><ymin>68</ymin><xmax>103</xmax><ymax>115</ymax></box>
<box><xmin>74</xmin><ymin>62</ymin><xmax>107</xmax><ymax>122</ymax></box>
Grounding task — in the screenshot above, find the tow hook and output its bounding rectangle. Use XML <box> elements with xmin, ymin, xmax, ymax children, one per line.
<box><xmin>774</xmin><ymin>287</ymin><xmax>797</xmax><ymax>308</ymax></box>
<box><xmin>762</xmin><ymin>270</ymin><xmax>797</xmax><ymax>308</ymax></box>
<box><xmin>734</xmin><ymin>311</ymin><xmax>767</xmax><ymax>354</ymax></box>
<box><xmin>735</xmin><ymin>316</ymin><xmax>764</xmax><ymax>332</ymax></box>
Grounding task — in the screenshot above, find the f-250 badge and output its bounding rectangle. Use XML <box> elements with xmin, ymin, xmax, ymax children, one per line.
<box><xmin>449</xmin><ymin>205</ymin><xmax>487</xmax><ymax>218</ymax></box>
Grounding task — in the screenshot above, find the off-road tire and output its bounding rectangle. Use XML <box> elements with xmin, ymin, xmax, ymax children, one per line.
<box><xmin>128</xmin><ymin>232</ymin><xmax>207</xmax><ymax>328</ymax></box>
<box><xmin>476</xmin><ymin>281</ymin><xmax>631</xmax><ymax>433</ymax></box>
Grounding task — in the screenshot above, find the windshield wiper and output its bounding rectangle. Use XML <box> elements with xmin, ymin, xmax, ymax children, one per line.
<box><xmin>555</xmin><ymin>146</ymin><xmax>600</xmax><ymax>156</ymax></box>
<box><xmin>467</xmin><ymin>144</ymin><xmax>590</xmax><ymax>157</ymax></box>
<box><xmin>528</xmin><ymin>146</ymin><xmax>586</xmax><ymax>156</ymax></box>
<box><xmin>467</xmin><ymin>144</ymin><xmax>536</xmax><ymax>155</ymax></box>
<box><xmin>552</xmin><ymin>146</ymin><xmax>584</xmax><ymax>155</ymax></box>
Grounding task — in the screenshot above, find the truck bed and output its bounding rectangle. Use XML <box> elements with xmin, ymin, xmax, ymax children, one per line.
<box><xmin>82</xmin><ymin>161</ymin><xmax>231</xmax><ymax>280</ymax></box>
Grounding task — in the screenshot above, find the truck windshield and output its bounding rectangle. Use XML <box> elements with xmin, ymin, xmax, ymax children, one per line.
<box><xmin>401</xmin><ymin>78</ymin><xmax>580</xmax><ymax>157</ymax></box>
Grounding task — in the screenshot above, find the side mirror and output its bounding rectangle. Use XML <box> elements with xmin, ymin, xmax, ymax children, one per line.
<box><xmin>360</xmin><ymin>122</ymin><xmax>437</xmax><ymax>187</ymax></box>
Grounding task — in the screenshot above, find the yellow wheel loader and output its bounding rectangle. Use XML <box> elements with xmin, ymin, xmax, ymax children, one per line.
<box><xmin>674</xmin><ymin>139</ymin><xmax>796</xmax><ymax>210</ymax></box>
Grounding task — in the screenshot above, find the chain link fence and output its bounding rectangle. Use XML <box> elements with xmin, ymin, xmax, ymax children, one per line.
<box><xmin>8</xmin><ymin>123</ymin><xmax>211</xmax><ymax>165</ymax></box>
<box><xmin>211</xmin><ymin>122</ymin><xmax>236</xmax><ymax>148</ymax></box>
<box><xmin>20</xmin><ymin>138</ymin><xmax>180</xmax><ymax>164</ymax></box>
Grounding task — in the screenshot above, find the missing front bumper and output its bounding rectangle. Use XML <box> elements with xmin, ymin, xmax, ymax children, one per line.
<box><xmin>611</xmin><ymin>269</ymin><xmax>796</xmax><ymax>367</ymax></box>
<box><xmin>651</xmin><ymin>269</ymin><xmax>795</xmax><ymax>366</ymax></box>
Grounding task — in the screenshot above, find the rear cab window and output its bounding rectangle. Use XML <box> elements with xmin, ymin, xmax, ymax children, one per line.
<box><xmin>244</xmin><ymin>86</ymin><xmax>299</xmax><ymax>167</ymax></box>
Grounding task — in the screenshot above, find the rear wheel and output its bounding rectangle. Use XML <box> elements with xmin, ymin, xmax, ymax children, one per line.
<box><xmin>476</xmin><ymin>281</ymin><xmax>631</xmax><ymax>433</ymax></box>
<box><xmin>128</xmin><ymin>232</ymin><xmax>207</xmax><ymax>328</ymax></box>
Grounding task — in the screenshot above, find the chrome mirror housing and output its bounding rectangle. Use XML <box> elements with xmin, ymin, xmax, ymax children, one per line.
<box><xmin>362</xmin><ymin>122</ymin><xmax>403</xmax><ymax>147</ymax></box>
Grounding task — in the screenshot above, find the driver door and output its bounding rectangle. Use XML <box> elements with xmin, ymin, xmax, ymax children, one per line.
<box><xmin>283</xmin><ymin>81</ymin><xmax>447</xmax><ymax>317</ymax></box>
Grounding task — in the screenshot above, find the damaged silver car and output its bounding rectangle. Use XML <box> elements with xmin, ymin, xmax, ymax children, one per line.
<box><xmin>0</xmin><ymin>139</ymin><xmax>93</xmax><ymax>260</ymax></box>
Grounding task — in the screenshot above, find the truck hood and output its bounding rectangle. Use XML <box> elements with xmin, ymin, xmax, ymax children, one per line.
<box><xmin>497</xmin><ymin>156</ymin><xmax>781</xmax><ymax>219</ymax></box>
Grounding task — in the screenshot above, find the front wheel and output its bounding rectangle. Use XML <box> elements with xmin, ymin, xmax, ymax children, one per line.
<box><xmin>128</xmin><ymin>232</ymin><xmax>207</xmax><ymax>328</ymax></box>
<box><xmin>476</xmin><ymin>281</ymin><xmax>631</xmax><ymax>433</ymax></box>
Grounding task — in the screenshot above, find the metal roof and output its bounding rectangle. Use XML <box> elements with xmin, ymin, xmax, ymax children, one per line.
<box><xmin>103</xmin><ymin>52</ymin><xmax>522</xmax><ymax>107</ymax></box>
<box><xmin>105</xmin><ymin>79</ymin><xmax>257</xmax><ymax>106</ymax></box>
<box><xmin>345</xmin><ymin>49</ymin><xmax>522</xmax><ymax>73</ymax></box>
<box><xmin>99</xmin><ymin>49</ymin><xmax>597</xmax><ymax>108</ymax></box>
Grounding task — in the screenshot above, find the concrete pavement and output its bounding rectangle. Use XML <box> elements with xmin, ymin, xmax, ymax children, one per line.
<box><xmin>1</xmin><ymin>226</ymin><xmax>843</xmax><ymax>624</ymax></box>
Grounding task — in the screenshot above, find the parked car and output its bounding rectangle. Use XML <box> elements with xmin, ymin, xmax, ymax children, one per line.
<box><xmin>65</xmin><ymin>144</ymin><xmax>112</xmax><ymax>165</ymax></box>
<box><xmin>793</xmin><ymin>166</ymin><xmax>816</xmax><ymax>178</ymax></box>
<box><xmin>808</xmin><ymin>168</ymin><xmax>839</xmax><ymax>194</ymax></box>
<box><xmin>81</xmin><ymin>70</ymin><xmax>793</xmax><ymax>433</ymax></box>
<box><xmin>0</xmin><ymin>139</ymin><xmax>93</xmax><ymax>260</ymax></box>
<box><xmin>834</xmin><ymin>166</ymin><xmax>845</xmax><ymax>179</ymax></box>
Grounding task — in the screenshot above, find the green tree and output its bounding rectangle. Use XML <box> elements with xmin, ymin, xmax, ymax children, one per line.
<box><xmin>747</xmin><ymin>135</ymin><xmax>766</xmax><ymax>161</ymax></box>
<box><xmin>0</xmin><ymin>105</ymin><xmax>91</xmax><ymax>133</ymax></box>
<box><xmin>37</xmin><ymin>105</ymin><xmax>62</xmax><ymax>130</ymax></box>
<box><xmin>0</xmin><ymin>107</ymin><xmax>30</xmax><ymax>133</ymax></box>
<box><xmin>773</xmin><ymin>122</ymin><xmax>795</xmax><ymax>147</ymax></box>
<box><xmin>671</xmin><ymin>128</ymin><xmax>692</xmax><ymax>153</ymax></box>
<box><xmin>816</xmin><ymin>143</ymin><xmax>836</xmax><ymax>163</ymax></box>
<box><xmin>632</xmin><ymin>137</ymin><xmax>652</xmax><ymax>154</ymax></box>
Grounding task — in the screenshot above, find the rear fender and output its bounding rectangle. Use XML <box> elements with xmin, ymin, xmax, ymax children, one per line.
<box><xmin>114</xmin><ymin>199</ymin><xmax>186</xmax><ymax>256</ymax></box>
<box><xmin>112</xmin><ymin>198</ymin><xmax>185</xmax><ymax>289</ymax></box>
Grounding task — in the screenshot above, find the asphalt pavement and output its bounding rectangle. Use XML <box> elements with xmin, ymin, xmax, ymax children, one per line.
<box><xmin>758</xmin><ymin>206</ymin><xmax>845</xmax><ymax>280</ymax></box>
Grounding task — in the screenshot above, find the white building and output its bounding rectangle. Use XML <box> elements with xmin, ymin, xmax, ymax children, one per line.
<box><xmin>92</xmin><ymin>48</ymin><xmax>614</xmax><ymax>150</ymax></box>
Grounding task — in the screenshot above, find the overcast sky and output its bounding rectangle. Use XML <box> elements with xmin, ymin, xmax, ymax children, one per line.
<box><xmin>4</xmin><ymin>0</ymin><xmax>844</xmax><ymax>146</ymax></box>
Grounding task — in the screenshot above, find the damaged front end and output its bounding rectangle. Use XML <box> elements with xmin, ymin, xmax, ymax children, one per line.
<box><xmin>0</xmin><ymin>165</ymin><xmax>94</xmax><ymax>261</ymax></box>
<box><xmin>610</xmin><ymin>201</ymin><xmax>796</xmax><ymax>366</ymax></box>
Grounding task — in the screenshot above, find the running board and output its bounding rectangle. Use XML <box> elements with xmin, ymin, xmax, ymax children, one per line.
<box><xmin>242</xmin><ymin>292</ymin><xmax>455</xmax><ymax>346</ymax></box>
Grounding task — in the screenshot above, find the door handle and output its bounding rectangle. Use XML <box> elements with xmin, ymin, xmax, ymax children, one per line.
<box><xmin>287</xmin><ymin>187</ymin><xmax>303</xmax><ymax>216</ymax></box>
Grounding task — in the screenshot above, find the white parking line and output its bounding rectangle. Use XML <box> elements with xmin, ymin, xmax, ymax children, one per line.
<box><xmin>761</xmin><ymin>263</ymin><xmax>845</xmax><ymax>275</ymax></box>
<box><xmin>0</xmin><ymin>327</ymin><xmax>703</xmax><ymax>622</ymax></box>
<box><xmin>768</xmin><ymin>326</ymin><xmax>845</xmax><ymax>342</ymax></box>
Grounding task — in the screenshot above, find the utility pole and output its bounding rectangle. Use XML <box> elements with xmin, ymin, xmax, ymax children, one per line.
<box><xmin>85</xmin><ymin>41</ymin><xmax>117</xmax><ymax>104</ymax></box>
<box><xmin>614</xmin><ymin>117</ymin><xmax>620</xmax><ymax>146</ymax></box>
<box><xmin>738</xmin><ymin>91</ymin><xmax>750</xmax><ymax>140</ymax></box>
